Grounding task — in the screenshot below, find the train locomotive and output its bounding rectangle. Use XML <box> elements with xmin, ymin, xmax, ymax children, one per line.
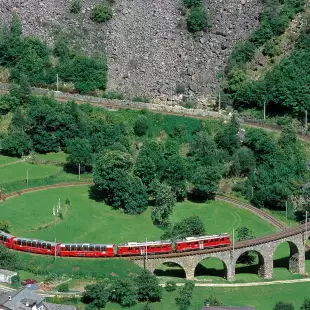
<box><xmin>0</xmin><ymin>230</ymin><xmax>231</xmax><ymax>257</ymax></box>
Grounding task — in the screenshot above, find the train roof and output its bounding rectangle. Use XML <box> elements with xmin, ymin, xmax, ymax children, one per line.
<box><xmin>0</xmin><ymin>230</ymin><xmax>14</xmax><ymax>238</ymax></box>
<box><xmin>15</xmin><ymin>237</ymin><xmax>58</xmax><ymax>246</ymax></box>
<box><xmin>119</xmin><ymin>240</ymin><xmax>172</xmax><ymax>246</ymax></box>
<box><xmin>60</xmin><ymin>243</ymin><xmax>114</xmax><ymax>247</ymax></box>
<box><xmin>176</xmin><ymin>233</ymin><xmax>230</xmax><ymax>243</ymax></box>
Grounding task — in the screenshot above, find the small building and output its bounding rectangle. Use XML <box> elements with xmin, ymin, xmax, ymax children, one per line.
<box><xmin>0</xmin><ymin>270</ymin><xmax>17</xmax><ymax>284</ymax></box>
<box><xmin>202</xmin><ymin>307</ymin><xmax>255</xmax><ymax>310</ymax></box>
<box><xmin>0</xmin><ymin>288</ymin><xmax>76</xmax><ymax>310</ymax></box>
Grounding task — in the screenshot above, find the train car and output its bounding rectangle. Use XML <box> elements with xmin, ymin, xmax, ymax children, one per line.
<box><xmin>175</xmin><ymin>234</ymin><xmax>230</xmax><ymax>252</ymax></box>
<box><xmin>12</xmin><ymin>237</ymin><xmax>60</xmax><ymax>255</ymax></box>
<box><xmin>117</xmin><ymin>241</ymin><xmax>173</xmax><ymax>256</ymax></box>
<box><xmin>59</xmin><ymin>243</ymin><xmax>115</xmax><ymax>257</ymax></box>
<box><xmin>0</xmin><ymin>231</ymin><xmax>15</xmax><ymax>249</ymax></box>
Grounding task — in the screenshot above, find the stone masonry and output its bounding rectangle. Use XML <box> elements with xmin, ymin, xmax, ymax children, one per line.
<box><xmin>133</xmin><ymin>233</ymin><xmax>308</xmax><ymax>281</ymax></box>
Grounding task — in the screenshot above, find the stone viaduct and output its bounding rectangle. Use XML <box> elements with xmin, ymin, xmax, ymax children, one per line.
<box><xmin>132</xmin><ymin>229</ymin><xmax>309</xmax><ymax>281</ymax></box>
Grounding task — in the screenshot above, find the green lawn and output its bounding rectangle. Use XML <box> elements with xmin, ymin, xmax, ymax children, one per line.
<box><xmin>0</xmin><ymin>155</ymin><xmax>21</xmax><ymax>165</ymax></box>
<box><xmin>34</xmin><ymin>152</ymin><xmax>68</xmax><ymax>163</ymax></box>
<box><xmin>1</xmin><ymin>186</ymin><xmax>276</xmax><ymax>244</ymax></box>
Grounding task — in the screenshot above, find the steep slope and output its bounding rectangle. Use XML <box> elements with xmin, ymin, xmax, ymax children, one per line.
<box><xmin>0</xmin><ymin>0</ymin><xmax>262</xmax><ymax>101</ymax></box>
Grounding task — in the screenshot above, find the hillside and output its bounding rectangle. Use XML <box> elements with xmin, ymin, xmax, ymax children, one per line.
<box><xmin>0</xmin><ymin>0</ymin><xmax>262</xmax><ymax>102</ymax></box>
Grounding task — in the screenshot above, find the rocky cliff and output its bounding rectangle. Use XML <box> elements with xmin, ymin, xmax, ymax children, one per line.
<box><xmin>0</xmin><ymin>0</ymin><xmax>262</xmax><ymax>102</ymax></box>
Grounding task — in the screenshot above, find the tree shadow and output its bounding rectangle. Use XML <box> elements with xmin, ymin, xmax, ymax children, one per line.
<box><xmin>154</xmin><ymin>263</ymin><xmax>186</xmax><ymax>278</ymax></box>
<box><xmin>88</xmin><ymin>185</ymin><xmax>105</xmax><ymax>202</ymax></box>
<box><xmin>195</xmin><ymin>263</ymin><xmax>225</xmax><ymax>278</ymax></box>
<box><xmin>187</xmin><ymin>191</ymin><xmax>216</xmax><ymax>203</ymax></box>
<box><xmin>274</xmin><ymin>257</ymin><xmax>290</xmax><ymax>269</ymax></box>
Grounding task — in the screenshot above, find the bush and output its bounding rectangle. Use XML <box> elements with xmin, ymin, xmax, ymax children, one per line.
<box><xmin>132</xmin><ymin>96</ymin><xmax>150</xmax><ymax>103</ymax></box>
<box><xmin>186</xmin><ymin>6</ymin><xmax>209</xmax><ymax>33</ymax></box>
<box><xmin>133</xmin><ymin>116</ymin><xmax>149</xmax><ymax>136</ymax></box>
<box><xmin>176</xmin><ymin>83</ymin><xmax>186</xmax><ymax>94</ymax></box>
<box><xmin>263</xmin><ymin>40</ymin><xmax>282</xmax><ymax>57</ymax></box>
<box><xmin>70</xmin><ymin>0</ymin><xmax>81</xmax><ymax>14</ymax></box>
<box><xmin>10</xmin><ymin>274</ymin><xmax>20</xmax><ymax>287</ymax></box>
<box><xmin>102</xmin><ymin>91</ymin><xmax>124</xmax><ymax>100</ymax></box>
<box><xmin>165</xmin><ymin>280</ymin><xmax>177</xmax><ymax>292</ymax></box>
<box><xmin>56</xmin><ymin>282</ymin><xmax>70</xmax><ymax>292</ymax></box>
<box><xmin>183</xmin><ymin>0</ymin><xmax>203</xmax><ymax>7</ymax></box>
<box><xmin>91</xmin><ymin>4</ymin><xmax>113</xmax><ymax>23</ymax></box>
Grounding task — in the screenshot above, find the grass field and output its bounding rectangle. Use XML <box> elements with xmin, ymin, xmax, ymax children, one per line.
<box><xmin>1</xmin><ymin>186</ymin><xmax>276</xmax><ymax>244</ymax></box>
<box><xmin>34</xmin><ymin>152</ymin><xmax>68</xmax><ymax>163</ymax></box>
<box><xmin>0</xmin><ymin>155</ymin><xmax>21</xmax><ymax>165</ymax></box>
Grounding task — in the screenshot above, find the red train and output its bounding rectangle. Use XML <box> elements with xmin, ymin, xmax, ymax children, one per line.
<box><xmin>0</xmin><ymin>231</ymin><xmax>230</xmax><ymax>258</ymax></box>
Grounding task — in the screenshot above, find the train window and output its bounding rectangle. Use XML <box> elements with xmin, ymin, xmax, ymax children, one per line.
<box><xmin>89</xmin><ymin>246</ymin><xmax>94</xmax><ymax>251</ymax></box>
<box><xmin>135</xmin><ymin>247</ymin><xmax>139</xmax><ymax>250</ymax></box>
<box><xmin>37</xmin><ymin>242</ymin><xmax>41</xmax><ymax>248</ymax></box>
<box><xmin>77</xmin><ymin>245</ymin><xmax>82</xmax><ymax>251</ymax></box>
<box><xmin>26</xmin><ymin>241</ymin><xmax>31</xmax><ymax>246</ymax></box>
<box><xmin>95</xmin><ymin>246</ymin><xmax>100</xmax><ymax>251</ymax></box>
<box><xmin>42</xmin><ymin>243</ymin><xmax>46</xmax><ymax>249</ymax></box>
<box><xmin>31</xmin><ymin>241</ymin><xmax>36</xmax><ymax>247</ymax></box>
<box><xmin>65</xmin><ymin>245</ymin><xmax>70</xmax><ymax>251</ymax></box>
<box><xmin>47</xmin><ymin>244</ymin><xmax>51</xmax><ymax>250</ymax></box>
<box><xmin>101</xmin><ymin>246</ymin><xmax>106</xmax><ymax>251</ymax></box>
<box><xmin>17</xmin><ymin>240</ymin><xmax>21</xmax><ymax>245</ymax></box>
<box><xmin>128</xmin><ymin>247</ymin><xmax>132</xmax><ymax>250</ymax></box>
<box><xmin>195</xmin><ymin>242</ymin><xmax>199</xmax><ymax>245</ymax></box>
<box><xmin>83</xmin><ymin>245</ymin><xmax>88</xmax><ymax>251</ymax></box>
<box><xmin>71</xmin><ymin>245</ymin><xmax>76</xmax><ymax>251</ymax></box>
<box><xmin>22</xmin><ymin>240</ymin><xmax>26</xmax><ymax>246</ymax></box>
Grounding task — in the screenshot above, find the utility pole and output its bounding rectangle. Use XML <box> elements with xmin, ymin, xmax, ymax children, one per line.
<box><xmin>26</xmin><ymin>169</ymin><xmax>28</xmax><ymax>185</ymax></box>
<box><xmin>286</xmin><ymin>200</ymin><xmax>288</xmax><ymax>223</ymax></box>
<box><xmin>56</xmin><ymin>73</ymin><xmax>59</xmax><ymax>92</ymax></box>
<box><xmin>305</xmin><ymin>110</ymin><xmax>308</xmax><ymax>132</ymax></box>
<box><xmin>218</xmin><ymin>90</ymin><xmax>221</xmax><ymax>113</ymax></box>
<box><xmin>78</xmin><ymin>163</ymin><xmax>81</xmax><ymax>180</ymax></box>
<box><xmin>251</xmin><ymin>187</ymin><xmax>254</xmax><ymax>200</ymax></box>
<box><xmin>263</xmin><ymin>101</ymin><xmax>266</xmax><ymax>121</ymax></box>
<box><xmin>232</xmin><ymin>229</ymin><xmax>235</xmax><ymax>256</ymax></box>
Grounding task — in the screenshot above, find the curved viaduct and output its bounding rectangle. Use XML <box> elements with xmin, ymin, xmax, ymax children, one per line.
<box><xmin>131</xmin><ymin>225</ymin><xmax>310</xmax><ymax>281</ymax></box>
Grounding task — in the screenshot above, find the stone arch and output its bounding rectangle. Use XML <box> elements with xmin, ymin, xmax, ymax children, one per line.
<box><xmin>153</xmin><ymin>261</ymin><xmax>187</xmax><ymax>278</ymax></box>
<box><xmin>194</xmin><ymin>257</ymin><xmax>228</xmax><ymax>280</ymax></box>
<box><xmin>273</xmin><ymin>240</ymin><xmax>304</xmax><ymax>274</ymax></box>
<box><xmin>234</xmin><ymin>249</ymin><xmax>267</xmax><ymax>278</ymax></box>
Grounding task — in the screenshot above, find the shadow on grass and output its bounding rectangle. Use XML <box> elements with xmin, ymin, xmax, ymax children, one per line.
<box><xmin>154</xmin><ymin>262</ymin><xmax>186</xmax><ymax>278</ymax></box>
<box><xmin>195</xmin><ymin>263</ymin><xmax>225</xmax><ymax>278</ymax></box>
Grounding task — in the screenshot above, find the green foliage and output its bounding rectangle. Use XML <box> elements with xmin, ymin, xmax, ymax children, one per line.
<box><xmin>301</xmin><ymin>299</ymin><xmax>310</xmax><ymax>310</ymax></box>
<box><xmin>183</xmin><ymin>0</ymin><xmax>202</xmax><ymax>7</ymax></box>
<box><xmin>133</xmin><ymin>115</ymin><xmax>149</xmax><ymax>136</ymax></box>
<box><xmin>0</xmin><ymin>94</ymin><xmax>19</xmax><ymax>115</ymax></box>
<box><xmin>134</xmin><ymin>154</ymin><xmax>156</xmax><ymax>189</ymax></box>
<box><xmin>165</xmin><ymin>280</ymin><xmax>177</xmax><ymax>292</ymax></box>
<box><xmin>175</xmin><ymin>281</ymin><xmax>195</xmax><ymax>310</ymax></box>
<box><xmin>66</xmin><ymin>138</ymin><xmax>93</xmax><ymax>172</ymax></box>
<box><xmin>53</xmin><ymin>38</ymin><xmax>70</xmax><ymax>59</ymax></box>
<box><xmin>102</xmin><ymin>91</ymin><xmax>124</xmax><ymax>100</ymax></box>
<box><xmin>274</xmin><ymin>301</ymin><xmax>295</xmax><ymax>310</ymax></box>
<box><xmin>83</xmin><ymin>282</ymin><xmax>111</xmax><ymax>309</ymax></box>
<box><xmin>203</xmin><ymin>295</ymin><xmax>223</xmax><ymax>306</ymax></box>
<box><xmin>0</xmin><ymin>220</ymin><xmax>10</xmax><ymax>233</ymax></box>
<box><xmin>263</xmin><ymin>40</ymin><xmax>282</xmax><ymax>57</ymax></box>
<box><xmin>0</xmin><ymin>243</ymin><xmax>17</xmax><ymax>270</ymax></box>
<box><xmin>110</xmin><ymin>276</ymin><xmax>137</xmax><ymax>307</ymax></box>
<box><xmin>70</xmin><ymin>0</ymin><xmax>82</xmax><ymax>14</ymax></box>
<box><xmin>1</xmin><ymin>131</ymin><xmax>32</xmax><ymax>157</ymax></box>
<box><xmin>56</xmin><ymin>282</ymin><xmax>69</xmax><ymax>292</ymax></box>
<box><xmin>151</xmin><ymin>180</ymin><xmax>176</xmax><ymax>226</ymax></box>
<box><xmin>230</xmin><ymin>146</ymin><xmax>256</xmax><ymax>177</ymax></box>
<box><xmin>91</xmin><ymin>3</ymin><xmax>113</xmax><ymax>23</ymax></box>
<box><xmin>136</xmin><ymin>270</ymin><xmax>162</xmax><ymax>302</ymax></box>
<box><xmin>162</xmin><ymin>215</ymin><xmax>205</xmax><ymax>240</ymax></box>
<box><xmin>186</xmin><ymin>6</ymin><xmax>209</xmax><ymax>33</ymax></box>
<box><xmin>10</xmin><ymin>274</ymin><xmax>20</xmax><ymax>287</ymax></box>
<box><xmin>236</xmin><ymin>226</ymin><xmax>255</xmax><ymax>241</ymax></box>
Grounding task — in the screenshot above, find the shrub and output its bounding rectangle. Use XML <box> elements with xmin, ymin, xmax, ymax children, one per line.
<box><xmin>91</xmin><ymin>4</ymin><xmax>113</xmax><ymax>23</ymax></box>
<box><xmin>102</xmin><ymin>91</ymin><xmax>124</xmax><ymax>100</ymax></box>
<box><xmin>56</xmin><ymin>282</ymin><xmax>69</xmax><ymax>292</ymax></box>
<box><xmin>70</xmin><ymin>0</ymin><xmax>81</xmax><ymax>14</ymax></box>
<box><xmin>10</xmin><ymin>274</ymin><xmax>20</xmax><ymax>287</ymax></box>
<box><xmin>176</xmin><ymin>83</ymin><xmax>186</xmax><ymax>94</ymax></box>
<box><xmin>132</xmin><ymin>96</ymin><xmax>150</xmax><ymax>103</ymax></box>
<box><xmin>183</xmin><ymin>0</ymin><xmax>203</xmax><ymax>7</ymax></box>
<box><xmin>133</xmin><ymin>116</ymin><xmax>149</xmax><ymax>136</ymax></box>
<box><xmin>165</xmin><ymin>280</ymin><xmax>177</xmax><ymax>292</ymax></box>
<box><xmin>263</xmin><ymin>40</ymin><xmax>282</xmax><ymax>57</ymax></box>
<box><xmin>186</xmin><ymin>6</ymin><xmax>209</xmax><ymax>33</ymax></box>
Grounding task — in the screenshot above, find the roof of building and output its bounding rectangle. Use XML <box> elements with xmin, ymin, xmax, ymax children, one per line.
<box><xmin>202</xmin><ymin>307</ymin><xmax>254</xmax><ymax>310</ymax></box>
<box><xmin>43</xmin><ymin>302</ymin><xmax>76</xmax><ymax>310</ymax></box>
<box><xmin>0</xmin><ymin>269</ymin><xmax>17</xmax><ymax>277</ymax></box>
<box><xmin>1</xmin><ymin>288</ymin><xmax>44</xmax><ymax>310</ymax></box>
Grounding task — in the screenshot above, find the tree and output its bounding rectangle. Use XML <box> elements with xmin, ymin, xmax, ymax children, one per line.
<box><xmin>203</xmin><ymin>295</ymin><xmax>223</xmax><ymax>306</ymax></box>
<box><xmin>0</xmin><ymin>94</ymin><xmax>19</xmax><ymax>115</ymax></box>
<box><xmin>301</xmin><ymin>298</ymin><xmax>310</xmax><ymax>310</ymax></box>
<box><xmin>175</xmin><ymin>281</ymin><xmax>195</xmax><ymax>310</ymax></box>
<box><xmin>110</xmin><ymin>276</ymin><xmax>137</xmax><ymax>307</ymax></box>
<box><xmin>134</xmin><ymin>155</ymin><xmax>156</xmax><ymax>189</ymax></box>
<box><xmin>66</xmin><ymin>138</ymin><xmax>93</xmax><ymax>172</ymax></box>
<box><xmin>236</xmin><ymin>227</ymin><xmax>256</xmax><ymax>265</ymax></box>
<box><xmin>273</xmin><ymin>301</ymin><xmax>294</xmax><ymax>310</ymax></box>
<box><xmin>165</xmin><ymin>280</ymin><xmax>177</xmax><ymax>292</ymax></box>
<box><xmin>1</xmin><ymin>131</ymin><xmax>32</xmax><ymax>157</ymax></box>
<box><xmin>191</xmin><ymin>165</ymin><xmax>222</xmax><ymax>200</ymax></box>
<box><xmin>83</xmin><ymin>282</ymin><xmax>111</xmax><ymax>309</ymax></box>
<box><xmin>0</xmin><ymin>244</ymin><xmax>17</xmax><ymax>270</ymax></box>
<box><xmin>136</xmin><ymin>270</ymin><xmax>162</xmax><ymax>302</ymax></box>
<box><xmin>230</xmin><ymin>147</ymin><xmax>256</xmax><ymax>177</ymax></box>
<box><xmin>133</xmin><ymin>115</ymin><xmax>149</xmax><ymax>136</ymax></box>
<box><xmin>151</xmin><ymin>181</ymin><xmax>176</xmax><ymax>226</ymax></box>
<box><xmin>162</xmin><ymin>215</ymin><xmax>205</xmax><ymax>240</ymax></box>
<box><xmin>0</xmin><ymin>220</ymin><xmax>10</xmax><ymax>233</ymax></box>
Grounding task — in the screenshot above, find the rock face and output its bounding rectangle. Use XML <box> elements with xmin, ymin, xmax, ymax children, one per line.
<box><xmin>0</xmin><ymin>0</ymin><xmax>262</xmax><ymax>101</ymax></box>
